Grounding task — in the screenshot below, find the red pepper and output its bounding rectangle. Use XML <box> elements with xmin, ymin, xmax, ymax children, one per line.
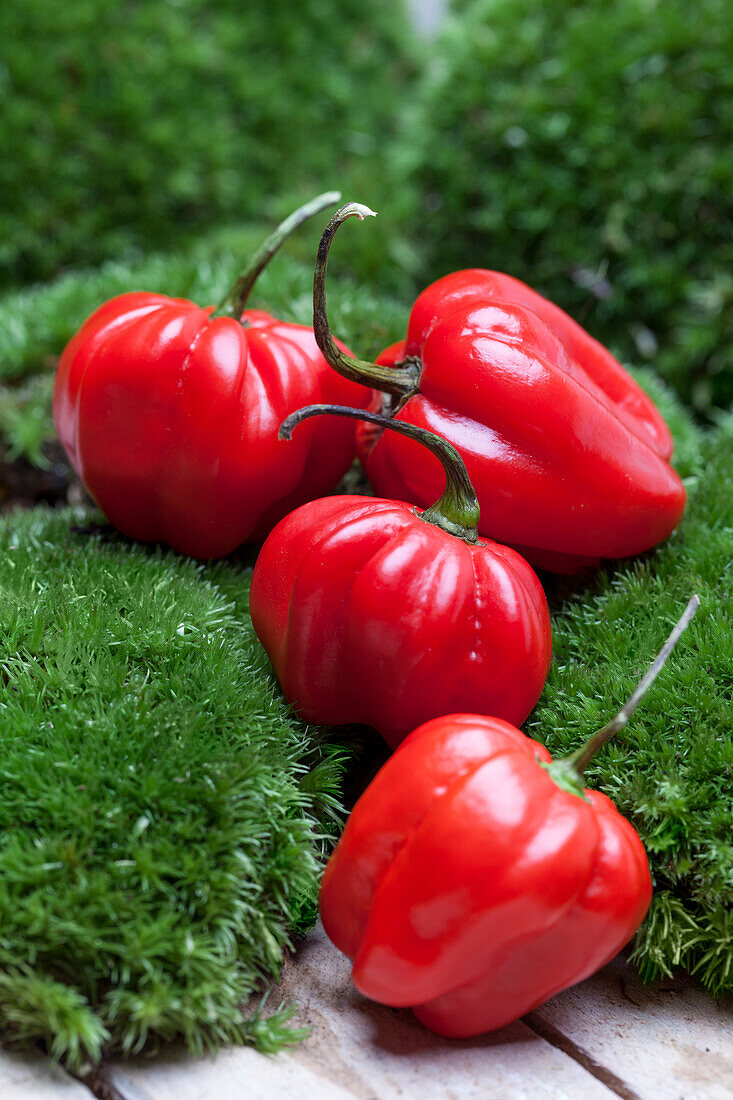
<box><xmin>250</xmin><ymin>405</ymin><xmax>551</xmax><ymax>748</ymax></box>
<box><xmin>53</xmin><ymin>194</ymin><xmax>374</xmax><ymax>560</ymax></box>
<box><xmin>320</xmin><ymin>597</ymin><xmax>698</xmax><ymax>1037</ymax></box>
<box><xmin>313</xmin><ymin>205</ymin><xmax>686</xmax><ymax>573</ymax></box>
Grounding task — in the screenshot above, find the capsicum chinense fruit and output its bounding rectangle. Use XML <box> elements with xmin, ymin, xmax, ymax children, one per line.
<box><xmin>320</xmin><ymin>597</ymin><xmax>699</xmax><ymax>1036</ymax></box>
<box><xmin>250</xmin><ymin>404</ymin><xmax>552</xmax><ymax>748</ymax></box>
<box><xmin>53</xmin><ymin>193</ymin><xmax>373</xmax><ymax>559</ymax></box>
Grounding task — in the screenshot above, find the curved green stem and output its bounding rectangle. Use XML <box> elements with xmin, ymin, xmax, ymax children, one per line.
<box><xmin>280</xmin><ymin>404</ymin><xmax>480</xmax><ymax>543</ymax></box>
<box><xmin>312</xmin><ymin>204</ymin><xmax>421</xmax><ymax>398</ymax></box>
<box><xmin>545</xmin><ymin>595</ymin><xmax>700</xmax><ymax>796</ymax></box>
<box><xmin>212</xmin><ymin>191</ymin><xmax>341</xmax><ymax>319</ymax></box>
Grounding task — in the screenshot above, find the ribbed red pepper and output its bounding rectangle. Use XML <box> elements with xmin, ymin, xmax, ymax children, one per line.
<box><xmin>250</xmin><ymin>405</ymin><xmax>551</xmax><ymax>748</ymax></box>
<box><xmin>320</xmin><ymin>597</ymin><xmax>698</xmax><ymax>1037</ymax></box>
<box><xmin>313</xmin><ymin>205</ymin><xmax>686</xmax><ymax>573</ymax></box>
<box><xmin>53</xmin><ymin>194</ymin><xmax>373</xmax><ymax>560</ymax></box>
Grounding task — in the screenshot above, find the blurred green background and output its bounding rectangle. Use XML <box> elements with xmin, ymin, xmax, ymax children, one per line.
<box><xmin>2</xmin><ymin>0</ymin><xmax>730</xmax><ymax>430</ymax></box>
<box><xmin>403</xmin><ymin>0</ymin><xmax>733</xmax><ymax>414</ymax></box>
<box><xmin>0</xmin><ymin>0</ymin><xmax>416</xmax><ymax>285</ymax></box>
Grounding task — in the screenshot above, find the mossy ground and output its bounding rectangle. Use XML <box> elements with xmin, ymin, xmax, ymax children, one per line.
<box><xmin>0</xmin><ymin>243</ymin><xmax>730</xmax><ymax>1071</ymax></box>
<box><xmin>0</xmin><ymin>507</ymin><xmax>348</xmax><ymax>1067</ymax></box>
<box><xmin>531</xmin><ymin>397</ymin><xmax>733</xmax><ymax>995</ymax></box>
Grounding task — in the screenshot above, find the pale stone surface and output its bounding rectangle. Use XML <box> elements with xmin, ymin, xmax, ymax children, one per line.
<box><xmin>531</xmin><ymin>956</ymin><xmax>733</xmax><ymax>1100</ymax></box>
<box><xmin>110</xmin><ymin>923</ymin><xmax>616</xmax><ymax>1100</ymax></box>
<box><xmin>0</xmin><ymin>1047</ymin><xmax>90</xmax><ymax>1099</ymax></box>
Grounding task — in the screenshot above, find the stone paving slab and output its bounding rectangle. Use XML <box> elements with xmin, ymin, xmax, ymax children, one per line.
<box><xmin>0</xmin><ymin>1048</ymin><xmax>90</xmax><ymax>1099</ymax></box>
<box><xmin>531</xmin><ymin>955</ymin><xmax>733</xmax><ymax>1100</ymax></box>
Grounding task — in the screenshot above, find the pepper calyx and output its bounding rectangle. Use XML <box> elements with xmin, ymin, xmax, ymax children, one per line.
<box><xmin>539</xmin><ymin>759</ymin><xmax>588</xmax><ymax>800</ymax></box>
<box><xmin>280</xmin><ymin>404</ymin><xmax>481</xmax><ymax>545</ymax></box>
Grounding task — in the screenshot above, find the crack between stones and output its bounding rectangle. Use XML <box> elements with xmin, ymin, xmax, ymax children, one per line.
<box><xmin>522</xmin><ymin>1010</ymin><xmax>642</xmax><ymax>1100</ymax></box>
<box><xmin>74</xmin><ymin>1063</ymin><xmax>153</xmax><ymax>1100</ymax></box>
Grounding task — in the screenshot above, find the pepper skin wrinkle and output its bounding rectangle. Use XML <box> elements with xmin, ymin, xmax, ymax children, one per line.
<box><xmin>320</xmin><ymin>713</ymin><xmax>650</xmax><ymax>1035</ymax></box>
<box><xmin>313</xmin><ymin>208</ymin><xmax>686</xmax><ymax>573</ymax></box>
<box><xmin>249</xmin><ymin>406</ymin><xmax>551</xmax><ymax>748</ymax></box>
<box><xmin>319</xmin><ymin>598</ymin><xmax>698</xmax><ymax>1036</ymax></box>
<box><xmin>53</xmin><ymin>194</ymin><xmax>373</xmax><ymax>559</ymax></box>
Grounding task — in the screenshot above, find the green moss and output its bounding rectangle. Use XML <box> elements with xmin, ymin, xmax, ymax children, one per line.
<box><xmin>0</xmin><ymin>0</ymin><xmax>415</xmax><ymax>287</ymax></box>
<box><xmin>530</xmin><ymin>412</ymin><xmax>733</xmax><ymax>994</ymax></box>
<box><xmin>404</xmin><ymin>0</ymin><xmax>733</xmax><ymax>413</ymax></box>
<box><xmin>0</xmin><ymin>507</ymin><xmax>346</xmax><ymax>1066</ymax></box>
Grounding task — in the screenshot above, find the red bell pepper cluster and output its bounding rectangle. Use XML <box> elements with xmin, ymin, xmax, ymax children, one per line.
<box><xmin>54</xmin><ymin>194</ymin><xmax>696</xmax><ymax>1040</ymax></box>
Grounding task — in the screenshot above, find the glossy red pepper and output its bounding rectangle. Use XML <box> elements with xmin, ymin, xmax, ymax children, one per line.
<box><xmin>250</xmin><ymin>405</ymin><xmax>552</xmax><ymax>748</ymax></box>
<box><xmin>53</xmin><ymin>194</ymin><xmax>374</xmax><ymax>560</ymax></box>
<box><xmin>320</xmin><ymin>597</ymin><xmax>698</xmax><ymax>1037</ymax></box>
<box><xmin>313</xmin><ymin>205</ymin><xmax>686</xmax><ymax>573</ymax></box>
